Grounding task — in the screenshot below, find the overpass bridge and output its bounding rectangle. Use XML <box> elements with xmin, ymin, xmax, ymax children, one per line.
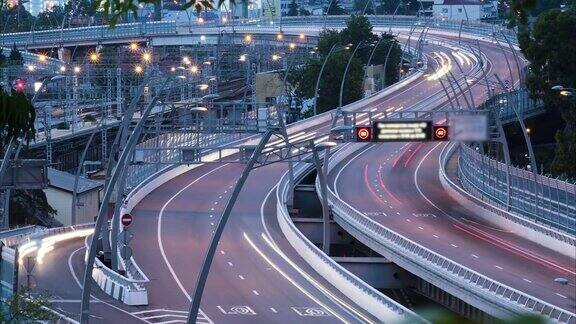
<box><xmin>0</xmin><ymin>15</ymin><xmax>573</xmax><ymax>324</ymax></box>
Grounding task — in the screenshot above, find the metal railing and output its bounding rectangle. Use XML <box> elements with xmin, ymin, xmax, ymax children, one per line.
<box><xmin>479</xmin><ymin>88</ymin><xmax>544</xmax><ymax>124</ymax></box>
<box><xmin>439</xmin><ymin>143</ymin><xmax>575</xmax><ymax>246</ymax></box>
<box><xmin>277</xmin><ymin>159</ymin><xmax>422</xmax><ymax>322</ymax></box>
<box><xmin>458</xmin><ymin>144</ymin><xmax>576</xmax><ymax>235</ymax></box>
<box><xmin>323</xmin><ymin>145</ymin><xmax>575</xmax><ymax>323</ymax></box>
<box><xmin>0</xmin><ymin>21</ymin><xmax>177</xmax><ymax>47</ymax></box>
<box><xmin>0</xmin><ymin>15</ymin><xmax>516</xmax><ymax>48</ymax></box>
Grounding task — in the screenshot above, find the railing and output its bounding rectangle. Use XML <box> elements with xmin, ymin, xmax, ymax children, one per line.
<box><xmin>458</xmin><ymin>144</ymin><xmax>576</xmax><ymax>235</ymax></box>
<box><xmin>0</xmin><ymin>21</ymin><xmax>177</xmax><ymax>47</ymax></box>
<box><xmin>323</xmin><ymin>145</ymin><xmax>575</xmax><ymax>323</ymax></box>
<box><xmin>276</xmin><ymin>158</ymin><xmax>422</xmax><ymax>322</ymax></box>
<box><xmin>479</xmin><ymin>88</ymin><xmax>544</xmax><ymax>124</ymax></box>
<box><xmin>0</xmin><ymin>15</ymin><xmax>516</xmax><ymax>48</ymax></box>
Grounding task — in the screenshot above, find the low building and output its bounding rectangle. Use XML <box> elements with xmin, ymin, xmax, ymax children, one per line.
<box><xmin>433</xmin><ymin>0</ymin><xmax>497</xmax><ymax>21</ymax></box>
<box><xmin>44</xmin><ymin>168</ymin><xmax>102</xmax><ymax>226</ymax></box>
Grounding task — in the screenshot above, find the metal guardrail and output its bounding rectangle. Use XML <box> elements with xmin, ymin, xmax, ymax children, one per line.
<box><xmin>0</xmin><ymin>21</ymin><xmax>177</xmax><ymax>47</ymax></box>
<box><xmin>458</xmin><ymin>144</ymin><xmax>576</xmax><ymax>235</ymax></box>
<box><xmin>440</xmin><ymin>143</ymin><xmax>575</xmax><ymax>246</ymax></box>
<box><xmin>480</xmin><ymin>89</ymin><xmax>545</xmax><ymax>124</ymax></box>
<box><xmin>323</xmin><ymin>143</ymin><xmax>575</xmax><ymax>323</ymax></box>
<box><xmin>277</xmin><ymin>158</ymin><xmax>421</xmax><ymax>322</ymax></box>
<box><xmin>0</xmin><ymin>15</ymin><xmax>516</xmax><ymax>48</ymax></box>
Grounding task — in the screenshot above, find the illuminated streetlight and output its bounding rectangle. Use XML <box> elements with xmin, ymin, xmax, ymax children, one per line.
<box><xmin>244</xmin><ymin>34</ymin><xmax>253</xmax><ymax>43</ymax></box>
<box><xmin>74</xmin><ymin>66</ymin><xmax>81</xmax><ymax>74</ymax></box>
<box><xmin>142</xmin><ymin>51</ymin><xmax>152</xmax><ymax>63</ymax></box>
<box><xmin>222</xmin><ymin>17</ymin><xmax>228</xmax><ymax>23</ymax></box>
<box><xmin>129</xmin><ymin>43</ymin><xmax>139</xmax><ymax>52</ymax></box>
<box><xmin>27</xmin><ymin>65</ymin><xmax>36</xmax><ymax>72</ymax></box>
<box><xmin>170</xmin><ymin>67</ymin><xmax>176</xmax><ymax>72</ymax></box>
<box><xmin>38</xmin><ymin>54</ymin><xmax>47</xmax><ymax>62</ymax></box>
<box><xmin>190</xmin><ymin>66</ymin><xmax>199</xmax><ymax>73</ymax></box>
<box><xmin>199</xmin><ymin>84</ymin><xmax>209</xmax><ymax>91</ymax></box>
<box><xmin>526</xmin><ymin>128</ymin><xmax>531</xmax><ymax>134</ymax></box>
<box><xmin>299</xmin><ymin>33</ymin><xmax>305</xmax><ymax>40</ymax></box>
<box><xmin>289</xmin><ymin>43</ymin><xmax>297</xmax><ymax>50</ymax></box>
<box><xmin>182</xmin><ymin>56</ymin><xmax>191</xmax><ymax>65</ymax></box>
<box><xmin>59</xmin><ymin>66</ymin><xmax>66</xmax><ymax>73</ymax></box>
<box><xmin>198</xmin><ymin>17</ymin><xmax>204</xmax><ymax>23</ymax></box>
<box><xmin>272</xmin><ymin>54</ymin><xmax>281</xmax><ymax>61</ymax></box>
<box><xmin>134</xmin><ymin>65</ymin><xmax>144</xmax><ymax>74</ymax></box>
<box><xmin>88</xmin><ymin>52</ymin><xmax>99</xmax><ymax>63</ymax></box>
<box><xmin>239</xmin><ymin>54</ymin><xmax>247</xmax><ymax>62</ymax></box>
<box><xmin>276</xmin><ymin>33</ymin><xmax>283</xmax><ymax>41</ymax></box>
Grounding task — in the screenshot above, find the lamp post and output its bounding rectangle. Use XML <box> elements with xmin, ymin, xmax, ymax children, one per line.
<box><xmin>313</xmin><ymin>43</ymin><xmax>342</xmax><ymax>116</ymax></box>
<box><xmin>311</xmin><ymin>141</ymin><xmax>338</xmax><ymax>254</ymax></box>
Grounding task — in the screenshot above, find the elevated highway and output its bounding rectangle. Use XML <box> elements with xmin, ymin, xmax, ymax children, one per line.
<box><xmin>4</xmin><ymin>16</ymin><xmax>573</xmax><ymax>324</ymax></box>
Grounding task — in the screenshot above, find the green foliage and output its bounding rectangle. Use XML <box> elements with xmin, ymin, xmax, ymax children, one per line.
<box><xmin>519</xmin><ymin>5</ymin><xmax>576</xmax><ymax>178</ymax></box>
<box><xmin>10</xmin><ymin>189</ymin><xmax>59</xmax><ymax>227</ymax></box>
<box><xmin>288</xmin><ymin>15</ymin><xmax>401</xmax><ymax>114</ymax></box>
<box><xmin>326</xmin><ymin>0</ymin><xmax>347</xmax><ymax>15</ymax></box>
<box><xmin>8</xmin><ymin>44</ymin><xmax>23</xmax><ymax>66</ymax></box>
<box><xmin>0</xmin><ymin>289</ymin><xmax>56</xmax><ymax>322</ymax></box>
<box><xmin>0</xmin><ymin>88</ymin><xmax>36</xmax><ymax>149</ymax></box>
<box><xmin>0</xmin><ymin>3</ymin><xmax>35</xmax><ymax>33</ymax></box>
<box><xmin>35</xmin><ymin>5</ymin><xmax>65</xmax><ymax>30</ymax></box>
<box><xmin>374</xmin><ymin>0</ymin><xmax>420</xmax><ymax>15</ymax></box>
<box><xmin>287</xmin><ymin>0</ymin><xmax>299</xmax><ymax>16</ymax></box>
<box><xmin>0</xmin><ymin>48</ymin><xmax>5</xmax><ymax>66</ymax></box>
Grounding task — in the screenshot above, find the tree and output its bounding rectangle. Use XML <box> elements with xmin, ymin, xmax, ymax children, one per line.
<box><xmin>519</xmin><ymin>5</ymin><xmax>576</xmax><ymax>178</ymax></box>
<box><xmin>35</xmin><ymin>6</ymin><xmax>65</xmax><ymax>30</ymax></box>
<box><xmin>326</xmin><ymin>0</ymin><xmax>347</xmax><ymax>15</ymax></box>
<box><xmin>353</xmin><ymin>0</ymin><xmax>374</xmax><ymax>15</ymax></box>
<box><xmin>0</xmin><ymin>289</ymin><xmax>56</xmax><ymax>322</ymax></box>
<box><xmin>8</xmin><ymin>44</ymin><xmax>23</xmax><ymax>66</ymax></box>
<box><xmin>287</xmin><ymin>0</ymin><xmax>299</xmax><ymax>16</ymax></box>
<box><xmin>0</xmin><ymin>88</ymin><xmax>36</xmax><ymax>148</ymax></box>
<box><xmin>0</xmin><ymin>48</ymin><xmax>6</xmax><ymax>66</ymax></box>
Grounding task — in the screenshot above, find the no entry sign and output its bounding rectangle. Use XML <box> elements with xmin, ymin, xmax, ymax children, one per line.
<box><xmin>121</xmin><ymin>213</ymin><xmax>133</xmax><ymax>227</ymax></box>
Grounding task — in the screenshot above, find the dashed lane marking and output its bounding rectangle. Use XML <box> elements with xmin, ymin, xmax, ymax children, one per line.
<box><xmin>471</xmin><ymin>254</ymin><xmax>479</xmax><ymax>259</ymax></box>
<box><xmin>495</xmin><ymin>265</ymin><xmax>503</xmax><ymax>270</ymax></box>
<box><xmin>450</xmin><ymin>244</ymin><xmax>458</xmax><ymax>248</ymax></box>
<box><xmin>270</xmin><ymin>308</ymin><xmax>278</xmax><ymax>313</ymax></box>
<box><xmin>523</xmin><ymin>278</ymin><xmax>532</xmax><ymax>283</ymax></box>
<box><xmin>556</xmin><ymin>293</ymin><xmax>567</xmax><ymax>299</ymax></box>
<box><xmin>433</xmin><ymin>234</ymin><xmax>439</xmax><ymax>238</ymax></box>
<box><xmin>252</xmin><ymin>290</ymin><xmax>260</xmax><ymax>296</ymax></box>
<box><xmin>238</xmin><ymin>275</ymin><xmax>245</xmax><ymax>280</ymax></box>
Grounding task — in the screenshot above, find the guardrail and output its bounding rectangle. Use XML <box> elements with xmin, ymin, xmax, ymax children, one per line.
<box><xmin>439</xmin><ymin>143</ymin><xmax>575</xmax><ymax>256</ymax></box>
<box><xmin>480</xmin><ymin>88</ymin><xmax>545</xmax><ymax>124</ymax></box>
<box><xmin>458</xmin><ymin>144</ymin><xmax>576</xmax><ymax>235</ymax></box>
<box><xmin>322</xmin><ymin>144</ymin><xmax>575</xmax><ymax>323</ymax></box>
<box><xmin>0</xmin><ymin>21</ymin><xmax>177</xmax><ymax>47</ymax></box>
<box><xmin>276</xmin><ymin>154</ymin><xmax>423</xmax><ymax>323</ymax></box>
<box><xmin>0</xmin><ymin>15</ymin><xmax>517</xmax><ymax>48</ymax></box>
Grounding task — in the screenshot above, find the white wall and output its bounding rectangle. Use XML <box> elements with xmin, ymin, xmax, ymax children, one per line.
<box><xmin>44</xmin><ymin>188</ymin><xmax>100</xmax><ymax>226</ymax></box>
<box><xmin>433</xmin><ymin>4</ymin><xmax>482</xmax><ymax>20</ymax></box>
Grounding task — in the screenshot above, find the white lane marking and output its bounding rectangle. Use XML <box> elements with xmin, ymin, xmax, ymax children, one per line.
<box><xmin>450</xmin><ymin>244</ymin><xmax>458</xmax><ymax>248</ymax></box>
<box><xmin>495</xmin><ymin>265</ymin><xmax>503</xmax><ymax>270</ymax></box>
<box><xmin>252</xmin><ymin>290</ymin><xmax>260</xmax><ymax>296</ymax></box>
<box><xmin>228</xmin><ymin>262</ymin><xmax>233</xmax><ymax>267</ymax></box>
<box><xmin>238</xmin><ymin>275</ymin><xmax>245</xmax><ymax>280</ymax></box>
<box><xmin>157</xmin><ymin>163</ymin><xmax>229</xmax><ymax>304</ymax></box>
<box><xmin>406</xmin><ymin>219</ymin><xmax>412</xmax><ymax>223</ymax></box>
<box><xmin>418</xmin><ymin>227</ymin><xmax>424</xmax><ymax>230</ymax></box>
<box><xmin>471</xmin><ymin>254</ymin><xmax>479</xmax><ymax>259</ymax></box>
<box><xmin>396</xmin><ymin>212</ymin><xmax>400</xmax><ymax>215</ymax></box>
<box><xmin>523</xmin><ymin>278</ymin><xmax>532</xmax><ymax>283</ymax></box>
<box><xmin>210</xmin><ymin>207</ymin><xmax>215</xmax><ymax>211</ymax></box>
<box><xmin>220</xmin><ymin>250</ymin><xmax>226</xmax><ymax>255</ymax></box>
<box><xmin>141</xmin><ymin>314</ymin><xmax>187</xmax><ymax>320</ymax></box>
<box><xmin>260</xmin><ymin>181</ymin><xmax>376</xmax><ymax>321</ymax></box>
<box><xmin>243</xmin><ymin>233</ymin><xmax>349</xmax><ymax>324</ymax></box>
<box><xmin>555</xmin><ymin>293</ymin><xmax>567</xmax><ymax>299</ymax></box>
<box><xmin>270</xmin><ymin>307</ymin><xmax>278</xmax><ymax>313</ymax></box>
<box><xmin>131</xmin><ymin>309</ymin><xmax>188</xmax><ymax>315</ymax></box>
<box><xmin>67</xmin><ymin>246</ymin><xmax>149</xmax><ymax>324</ymax></box>
<box><xmin>433</xmin><ymin>234</ymin><xmax>439</xmax><ymax>238</ymax></box>
<box><xmin>218</xmin><ymin>195</ymin><xmax>222</xmax><ymax>199</ymax></box>
<box><xmin>209</xmin><ymin>214</ymin><xmax>213</xmax><ymax>218</ymax></box>
<box><xmin>214</xmin><ymin>201</ymin><xmax>218</xmax><ymax>205</ymax></box>
<box><xmin>210</xmin><ymin>222</ymin><xmax>214</xmax><ymax>226</ymax></box>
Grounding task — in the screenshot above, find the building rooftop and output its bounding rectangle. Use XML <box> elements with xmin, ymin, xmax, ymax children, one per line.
<box><xmin>47</xmin><ymin>168</ymin><xmax>103</xmax><ymax>194</ymax></box>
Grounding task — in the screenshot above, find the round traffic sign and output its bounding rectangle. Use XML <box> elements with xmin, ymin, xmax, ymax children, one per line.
<box><xmin>121</xmin><ymin>213</ymin><xmax>133</xmax><ymax>227</ymax></box>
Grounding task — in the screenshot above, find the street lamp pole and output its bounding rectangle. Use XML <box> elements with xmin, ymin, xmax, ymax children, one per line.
<box><xmin>313</xmin><ymin>43</ymin><xmax>340</xmax><ymax>116</ymax></box>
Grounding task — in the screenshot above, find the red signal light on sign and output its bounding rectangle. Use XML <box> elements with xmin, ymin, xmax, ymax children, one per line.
<box><xmin>433</xmin><ymin>125</ymin><xmax>449</xmax><ymax>141</ymax></box>
<box><xmin>356</xmin><ymin>126</ymin><xmax>372</xmax><ymax>142</ymax></box>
